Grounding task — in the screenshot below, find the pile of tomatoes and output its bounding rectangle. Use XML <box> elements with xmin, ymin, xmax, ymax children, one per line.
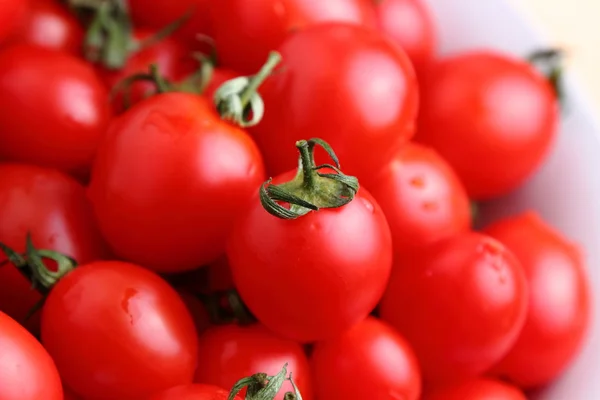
<box><xmin>0</xmin><ymin>0</ymin><xmax>591</xmax><ymax>399</ymax></box>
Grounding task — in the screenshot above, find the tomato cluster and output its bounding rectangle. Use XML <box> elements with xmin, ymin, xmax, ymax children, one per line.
<box><xmin>0</xmin><ymin>1</ymin><xmax>591</xmax><ymax>400</ymax></box>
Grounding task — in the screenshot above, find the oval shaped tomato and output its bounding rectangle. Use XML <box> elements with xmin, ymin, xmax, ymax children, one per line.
<box><xmin>211</xmin><ymin>0</ymin><xmax>376</xmax><ymax>74</ymax></box>
<box><xmin>195</xmin><ymin>324</ymin><xmax>313</xmax><ymax>400</ymax></box>
<box><xmin>424</xmin><ymin>378</ymin><xmax>526</xmax><ymax>400</ymax></box>
<box><xmin>366</xmin><ymin>142</ymin><xmax>470</xmax><ymax>255</ymax></box>
<box><xmin>150</xmin><ymin>384</ymin><xmax>242</xmax><ymax>400</ymax></box>
<box><xmin>41</xmin><ymin>261</ymin><xmax>198</xmax><ymax>399</ymax></box>
<box><xmin>484</xmin><ymin>212</ymin><xmax>591</xmax><ymax>388</ymax></box>
<box><xmin>251</xmin><ymin>23</ymin><xmax>418</xmax><ymax>182</ymax></box>
<box><xmin>0</xmin><ymin>311</ymin><xmax>63</xmax><ymax>400</ymax></box>
<box><xmin>380</xmin><ymin>231</ymin><xmax>528</xmax><ymax>384</ymax></box>
<box><xmin>88</xmin><ymin>93</ymin><xmax>265</xmax><ymax>273</ymax></box>
<box><xmin>0</xmin><ymin>45</ymin><xmax>112</xmax><ymax>178</ymax></box>
<box><xmin>0</xmin><ymin>0</ymin><xmax>27</xmax><ymax>44</ymax></box>
<box><xmin>9</xmin><ymin>0</ymin><xmax>83</xmax><ymax>55</ymax></box>
<box><xmin>228</xmin><ymin>178</ymin><xmax>392</xmax><ymax>342</ymax></box>
<box><xmin>416</xmin><ymin>51</ymin><xmax>558</xmax><ymax>200</ymax></box>
<box><xmin>0</xmin><ymin>164</ymin><xmax>108</xmax><ymax>330</ymax></box>
<box><xmin>311</xmin><ymin>317</ymin><xmax>421</xmax><ymax>400</ymax></box>
<box><xmin>373</xmin><ymin>0</ymin><xmax>436</xmax><ymax>72</ymax></box>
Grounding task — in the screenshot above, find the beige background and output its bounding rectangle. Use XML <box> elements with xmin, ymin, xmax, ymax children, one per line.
<box><xmin>517</xmin><ymin>0</ymin><xmax>600</xmax><ymax>109</ymax></box>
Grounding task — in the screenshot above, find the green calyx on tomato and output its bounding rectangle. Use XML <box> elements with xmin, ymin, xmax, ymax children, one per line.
<box><xmin>260</xmin><ymin>138</ymin><xmax>360</xmax><ymax>220</ymax></box>
<box><xmin>528</xmin><ymin>48</ymin><xmax>565</xmax><ymax>104</ymax></box>
<box><xmin>229</xmin><ymin>363</ymin><xmax>303</xmax><ymax>400</ymax></box>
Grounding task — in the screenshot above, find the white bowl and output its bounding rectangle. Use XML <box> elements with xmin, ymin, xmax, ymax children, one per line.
<box><xmin>421</xmin><ymin>0</ymin><xmax>600</xmax><ymax>398</ymax></box>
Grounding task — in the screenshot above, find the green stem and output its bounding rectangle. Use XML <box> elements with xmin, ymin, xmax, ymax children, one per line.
<box><xmin>238</xmin><ymin>52</ymin><xmax>282</xmax><ymax>109</ymax></box>
<box><xmin>296</xmin><ymin>140</ymin><xmax>316</xmax><ymax>188</ymax></box>
<box><xmin>528</xmin><ymin>48</ymin><xmax>565</xmax><ymax>104</ymax></box>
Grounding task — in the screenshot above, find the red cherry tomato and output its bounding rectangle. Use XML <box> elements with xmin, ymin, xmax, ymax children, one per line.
<box><xmin>195</xmin><ymin>324</ymin><xmax>313</xmax><ymax>400</ymax></box>
<box><xmin>0</xmin><ymin>0</ymin><xmax>27</xmax><ymax>44</ymax></box>
<box><xmin>372</xmin><ymin>0</ymin><xmax>436</xmax><ymax>72</ymax></box>
<box><xmin>63</xmin><ymin>387</ymin><xmax>81</xmax><ymax>400</ymax></box>
<box><xmin>150</xmin><ymin>384</ymin><xmax>242</xmax><ymax>400</ymax></box>
<box><xmin>0</xmin><ymin>45</ymin><xmax>112</xmax><ymax>178</ymax></box>
<box><xmin>128</xmin><ymin>0</ymin><xmax>211</xmax><ymax>45</ymax></box>
<box><xmin>0</xmin><ymin>164</ymin><xmax>108</xmax><ymax>330</ymax></box>
<box><xmin>228</xmin><ymin>174</ymin><xmax>392</xmax><ymax>342</ymax></box>
<box><xmin>250</xmin><ymin>23</ymin><xmax>418</xmax><ymax>182</ymax></box>
<box><xmin>380</xmin><ymin>231</ymin><xmax>528</xmax><ymax>384</ymax></box>
<box><xmin>484</xmin><ymin>212</ymin><xmax>591</xmax><ymax>388</ymax></box>
<box><xmin>9</xmin><ymin>0</ymin><xmax>83</xmax><ymax>55</ymax></box>
<box><xmin>211</xmin><ymin>0</ymin><xmax>376</xmax><ymax>74</ymax></box>
<box><xmin>41</xmin><ymin>261</ymin><xmax>198</xmax><ymax>399</ymax></box>
<box><xmin>416</xmin><ymin>51</ymin><xmax>559</xmax><ymax>199</ymax></box>
<box><xmin>424</xmin><ymin>378</ymin><xmax>526</xmax><ymax>400</ymax></box>
<box><xmin>311</xmin><ymin>317</ymin><xmax>421</xmax><ymax>400</ymax></box>
<box><xmin>88</xmin><ymin>93</ymin><xmax>265</xmax><ymax>273</ymax></box>
<box><xmin>366</xmin><ymin>143</ymin><xmax>470</xmax><ymax>255</ymax></box>
<box><xmin>0</xmin><ymin>311</ymin><xmax>63</xmax><ymax>400</ymax></box>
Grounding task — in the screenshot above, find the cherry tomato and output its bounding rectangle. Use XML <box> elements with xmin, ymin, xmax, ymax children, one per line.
<box><xmin>41</xmin><ymin>261</ymin><xmax>198</xmax><ymax>399</ymax></box>
<box><xmin>380</xmin><ymin>231</ymin><xmax>528</xmax><ymax>384</ymax></box>
<box><xmin>372</xmin><ymin>0</ymin><xmax>436</xmax><ymax>72</ymax></box>
<box><xmin>0</xmin><ymin>311</ymin><xmax>63</xmax><ymax>400</ymax></box>
<box><xmin>127</xmin><ymin>0</ymin><xmax>211</xmax><ymax>44</ymax></box>
<box><xmin>0</xmin><ymin>45</ymin><xmax>112</xmax><ymax>178</ymax></box>
<box><xmin>150</xmin><ymin>384</ymin><xmax>242</xmax><ymax>400</ymax></box>
<box><xmin>250</xmin><ymin>23</ymin><xmax>418</xmax><ymax>182</ymax></box>
<box><xmin>0</xmin><ymin>164</ymin><xmax>108</xmax><ymax>330</ymax></box>
<box><xmin>311</xmin><ymin>317</ymin><xmax>421</xmax><ymax>400</ymax></box>
<box><xmin>416</xmin><ymin>51</ymin><xmax>559</xmax><ymax>199</ymax></box>
<box><xmin>228</xmin><ymin>172</ymin><xmax>392</xmax><ymax>342</ymax></box>
<box><xmin>63</xmin><ymin>387</ymin><xmax>81</xmax><ymax>400</ymax></box>
<box><xmin>195</xmin><ymin>324</ymin><xmax>313</xmax><ymax>400</ymax></box>
<box><xmin>88</xmin><ymin>93</ymin><xmax>265</xmax><ymax>273</ymax></box>
<box><xmin>424</xmin><ymin>378</ymin><xmax>526</xmax><ymax>400</ymax></box>
<box><xmin>484</xmin><ymin>212</ymin><xmax>591</xmax><ymax>388</ymax></box>
<box><xmin>211</xmin><ymin>0</ymin><xmax>376</xmax><ymax>74</ymax></box>
<box><xmin>9</xmin><ymin>0</ymin><xmax>83</xmax><ymax>55</ymax></box>
<box><xmin>0</xmin><ymin>0</ymin><xmax>27</xmax><ymax>44</ymax></box>
<box><xmin>366</xmin><ymin>142</ymin><xmax>470</xmax><ymax>255</ymax></box>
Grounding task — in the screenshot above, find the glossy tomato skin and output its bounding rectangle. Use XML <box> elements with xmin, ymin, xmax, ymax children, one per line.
<box><xmin>0</xmin><ymin>311</ymin><xmax>63</xmax><ymax>400</ymax></box>
<box><xmin>0</xmin><ymin>45</ymin><xmax>112</xmax><ymax>178</ymax></box>
<box><xmin>0</xmin><ymin>0</ymin><xmax>27</xmax><ymax>44</ymax></box>
<box><xmin>150</xmin><ymin>384</ymin><xmax>242</xmax><ymax>400</ymax></box>
<box><xmin>311</xmin><ymin>317</ymin><xmax>421</xmax><ymax>400</ymax></box>
<box><xmin>424</xmin><ymin>378</ymin><xmax>526</xmax><ymax>400</ymax></box>
<box><xmin>373</xmin><ymin>0</ymin><xmax>436</xmax><ymax>72</ymax></box>
<box><xmin>0</xmin><ymin>164</ymin><xmax>108</xmax><ymax>330</ymax></box>
<box><xmin>484</xmin><ymin>212</ymin><xmax>591</xmax><ymax>388</ymax></box>
<box><xmin>380</xmin><ymin>231</ymin><xmax>528</xmax><ymax>384</ymax></box>
<box><xmin>195</xmin><ymin>324</ymin><xmax>313</xmax><ymax>400</ymax></box>
<box><xmin>211</xmin><ymin>0</ymin><xmax>376</xmax><ymax>74</ymax></box>
<box><xmin>228</xmin><ymin>181</ymin><xmax>392</xmax><ymax>342</ymax></box>
<box><xmin>9</xmin><ymin>0</ymin><xmax>83</xmax><ymax>55</ymax></box>
<box><xmin>251</xmin><ymin>23</ymin><xmax>418</xmax><ymax>182</ymax></box>
<box><xmin>41</xmin><ymin>261</ymin><xmax>198</xmax><ymax>400</ymax></box>
<box><xmin>366</xmin><ymin>142</ymin><xmax>470</xmax><ymax>255</ymax></box>
<box><xmin>88</xmin><ymin>93</ymin><xmax>265</xmax><ymax>273</ymax></box>
<box><xmin>416</xmin><ymin>51</ymin><xmax>558</xmax><ymax>200</ymax></box>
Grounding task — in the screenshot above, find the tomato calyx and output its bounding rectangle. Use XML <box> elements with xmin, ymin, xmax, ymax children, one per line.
<box><xmin>228</xmin><ymin>363</ymin><xmax>303</xmax><ymax>400</ymax></box>
<box><xmin>214</xmin><ymin>51</ymin><xmax>282</xmax><ymax>127</ymax></box>
<box><xmin>528</xmin><ymin>48</ymin><xmax>565</xmax><ymax>104</ymax></box>
<box><xmin>260</xmin><ymin>138</ymin><xmax>360</xmax><ymax>219</ymax></box>
<box><xmin>198</xmin><ymin>289</ymin><xmax>257</xmax><ymax>326</ymax></box>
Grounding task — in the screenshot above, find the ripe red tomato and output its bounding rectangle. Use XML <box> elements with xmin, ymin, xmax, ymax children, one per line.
<box><xmin>0</xmin><ymin>311</ymin><xmax>63</xmax><ymax>400</ymax></box>
<box><xmin>484</xmin><ymin>212</ymin><xmax>591</xmax><ymax>388</ymax></box>
<box><xmin>211</xmin><ymin>0</ymin><xmax>376</xmax><ymax>74</ymax></box>
<box><xmin>366</xmin><ymin>142</ymin><xmax>470</xmax><ymax>255</ymax></box>
<box><xmin>228</xmin><ymin>172</ymin><xmax>392</xmax><ymax>342</ymax></box>
<box><xmin>424</xmin><ymin>378</ymin><xmax>526</xmax><ymax>400</ymax></box>
<box><xmin>372</xmin><ymin>0</ymin><xmax>436</xmax><ymax>72</ymax></box>
<box><xmin>311</xmin><ymin>317</ymin><xmax>421</xmax><ymax>400</ymax></box>
<box><xmin>0</xmin><ymin>164</ymin><xmax>108</xmax><ymax>330</ymax></box>
<box><xmin>9</xmin><ymin>0</ymin><xmax>83</xmax><ymax>55</ymax></box>
<box><xmin>88</xmin><ymin>93</ymin><xmax>265</xmax><ymax>273</ymax></box>
<box><xmin>63</xmin><ymin>387</ymin><xmax>81</xmax><ymax>400</ymax></box>
<box><xmin>41</xmin><ymin>261</ymin><xmax>198</xmax><ymax>399</ymax></box>
<box><xmin>0</xmin><ymin>0</ymin><xmax>27</xmax><ymax>44</ymax></box>
<box><xmin>380</xmin><ymin>231</ymin><xmax>528</xmax><ymax>384</ymax></box>
<box><xmin>195</xmin><ymin>324</ymin><xmax>313</xmax><ymax>400</ymax></box>
<box><xmin>416</xmin><ymin>51</ymin><xmax>559</xmax><ymax>200</ymax></box>
<box><xmin>250</xmin><ymin>23</ymin><xmax>418</xmax><ymax>182</ymax></box>
<box><xmin>150</xmin><ymin>384</ymin><xmax>242</xmax><ymax>400</ymax></box>
<box><xmin>0</xmin><ymin>45</ymin><xmax>112</xmax><ymax>178</ymax></box>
